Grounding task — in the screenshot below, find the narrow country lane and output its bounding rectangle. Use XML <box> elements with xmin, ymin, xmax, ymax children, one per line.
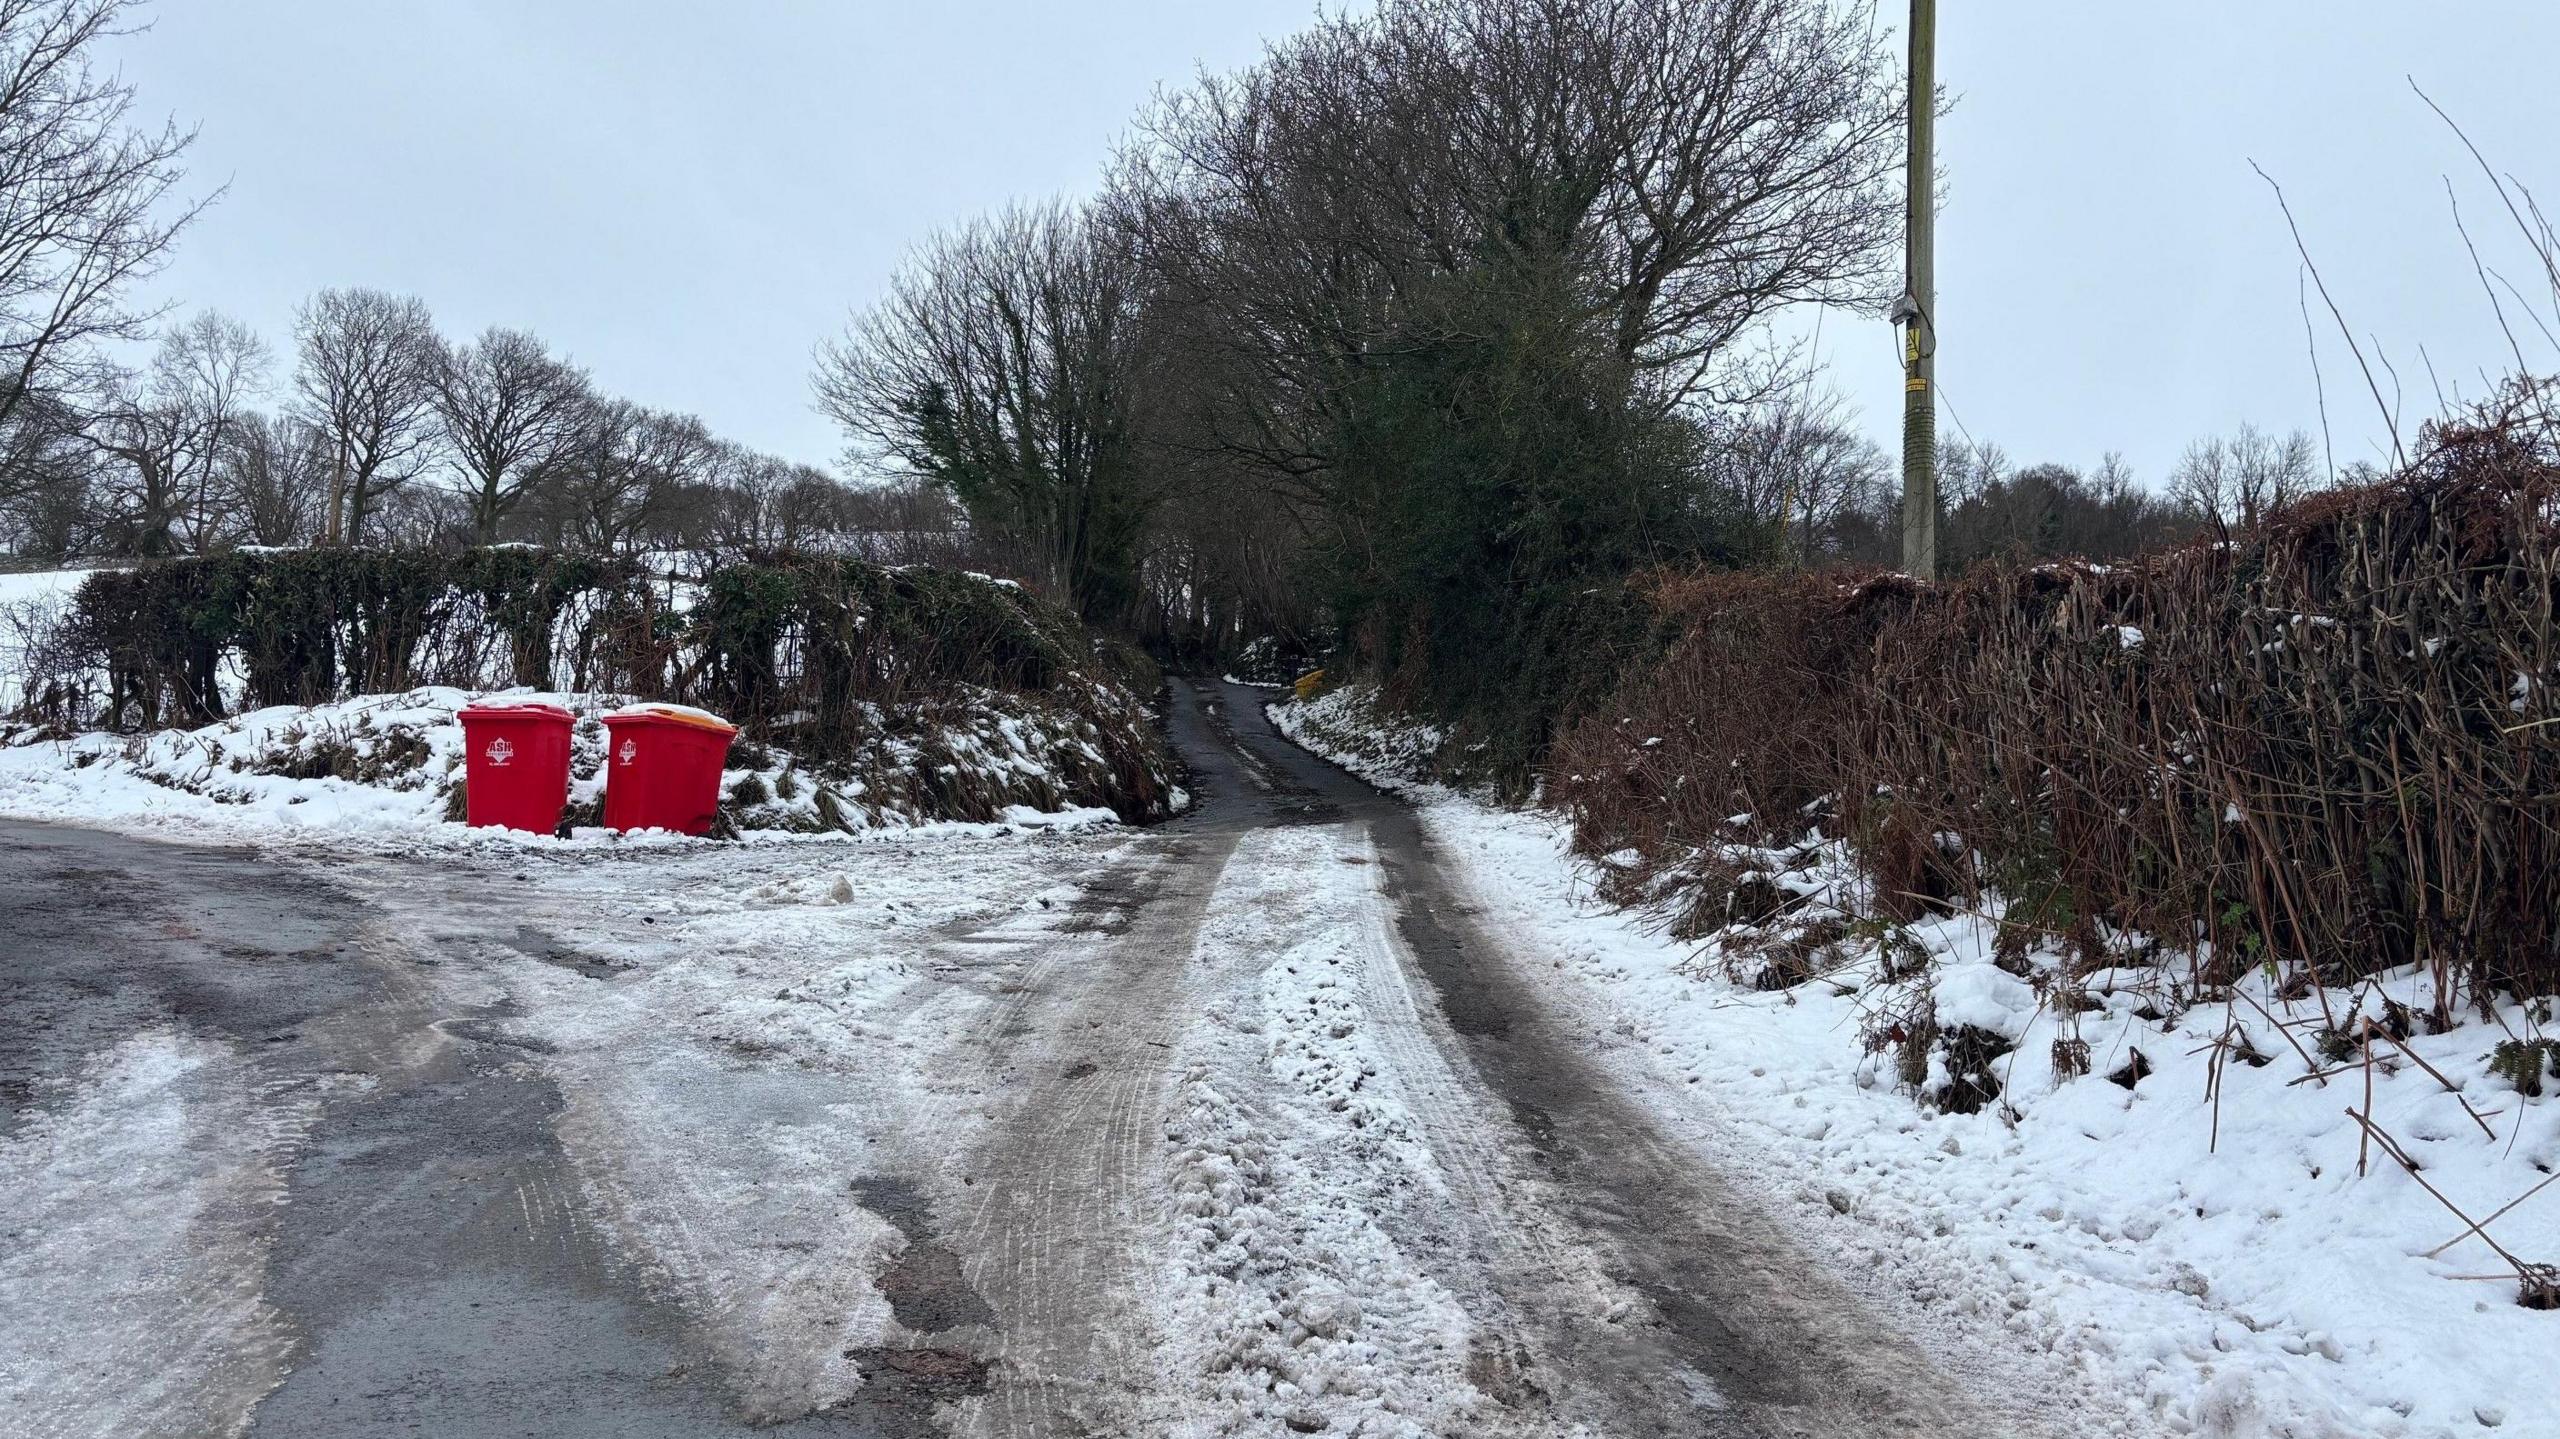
<box><xmin>0</xmin><ymin>680</ymin><xmax>2024</xmax><ymax>1439</ymax></box>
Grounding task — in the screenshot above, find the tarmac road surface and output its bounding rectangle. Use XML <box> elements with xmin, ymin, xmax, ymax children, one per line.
<box><xmin>0</xmin><ymin>680</ymin><xmax>2010</xmax><ymax>1438</ymax></box>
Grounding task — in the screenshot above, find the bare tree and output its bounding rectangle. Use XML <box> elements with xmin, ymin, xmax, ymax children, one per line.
<box><xmin>365</xmin><ymin>472</ymin><xmax>471</xmax><ymax>549</ymax></box>
<box><xmin>0</xmin><ymin>385</ymin><xmax>96</xmax><ymax>556</ymax></box>
<box><xmin>0</xmin><ymin>0</ymin><xmax>203</xmax><ymax>435</ymax></box>
<box><xmin>707</xmin><ymin>445</ymin><xmax>857</xmax><ymax>560</ymax></box>
<box><xmin>816</xmin><ymin>202</ymin><xmax>1171</xmax><ymax>621</ymax></box>
<box><xmin>1701</xmin><ymin>388</ymin><xmax>1892</xmax><ymax>560</ymax></box>
<box><xmin>539</xmin><ymin>399</ymin><xmax>714</xmax><ymax>555</ymax></box>
<box><xmin>220</xmin><ymin>410</ymin><xmax>328</xmax><ymax>547</ymax></box>
<box><xmin>431</xmin><ymin>326</ymin><xmax>590</xmax><ymax>545</ymax></box>
<box><xmin>1118</xmin><ymin>0</ymin><xmax>1902</xmax><ymax>480</ymax></box>
<box><xmin>88</xmin><ymin>310</ymin><xmax>267</xmax><ymax>555</ymax></box>
<box><xmin>2169</xmin><ymin>423</ymin><xmax>2322</xmax><ymax>533</ymax></box>
<box><xmin>291</xmin><ymin>288</ymin><xmax>440</xmax><ymax>545</ymax></box>
<box><xmin>836</xmin><ymin>475</ymin><xmax>970</xmax><ymax>567</ymax></box>
<box><xmin>1934</xmin><ymin>436</ymin><xmax>2012</xmax><ymax>510</ymax></box>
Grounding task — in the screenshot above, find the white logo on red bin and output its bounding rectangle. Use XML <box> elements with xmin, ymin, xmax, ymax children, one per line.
<box><xmin>617</xmin><ymin>738</ymin><xmax>638</xmax><ymax>766</ymax></box>
<box><xmin>484</xmin><ymin>737</ymin><xmax>514</xmax><ymax>766</ymax></box>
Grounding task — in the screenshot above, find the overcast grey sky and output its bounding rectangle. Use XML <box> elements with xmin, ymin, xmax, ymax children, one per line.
<box><xmin>107</xmin><ymin>1</ymin><xmax>2560</xmax><ymax>487</ymax></box>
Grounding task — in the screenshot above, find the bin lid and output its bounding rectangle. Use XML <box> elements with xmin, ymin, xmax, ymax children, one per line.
<box><xmin>458</xmin><ymin>699</ymin><xmax>574</xmax><ymax>722</ymax></box>
<box><xmin>603</xmin><ymin>702</ymin><xmax>738</xmax><ymax>735</ymax></box>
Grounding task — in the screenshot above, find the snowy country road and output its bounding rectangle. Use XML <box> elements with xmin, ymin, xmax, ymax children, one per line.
<box><xmin>2</xmin><ymin>680</ymin><xmax>2015</xmax><ymax>1438</ymax></box>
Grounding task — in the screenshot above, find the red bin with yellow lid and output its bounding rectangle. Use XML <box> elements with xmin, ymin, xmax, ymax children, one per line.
<box><xmin>600</xmin><ymin>703</ymin><xmax>738</xmax><ymax>836</ymax></box>
<box><xmin>456</xmin><ymin>699</ymin><xmax>576</xmax><ymax>834</ymax></box>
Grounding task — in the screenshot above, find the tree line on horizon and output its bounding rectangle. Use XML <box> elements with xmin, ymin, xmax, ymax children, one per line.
<box><xmin>0</xmin><ymin>0</ymin><xmax>954</xmax><ymax>571</ymax></box>
<box><xmin>1</xmin><ymin>289</ymin><xmax>956</xmax><ymax>566</ymax></box>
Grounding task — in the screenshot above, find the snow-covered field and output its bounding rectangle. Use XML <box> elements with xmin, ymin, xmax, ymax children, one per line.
<box><xmin>0</xmin><ymin>564</ymin><xmax>96</xmax><ymax>613</ymax></box>
<box><xmin>1274</xmin><ymin>686</ymin><xmax>2560</xmax><ymax>1439</ymax></box>
<box><xmin>0</xmin><ymin>565</ymin><xmax>98</xmax><ymax>713</ymax></box>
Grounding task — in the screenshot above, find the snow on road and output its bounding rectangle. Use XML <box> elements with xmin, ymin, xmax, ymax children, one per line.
<box><xmin>0</xmin><ymin>1031</ymin><xmax>321</xmax><ymax>1439</ymax></box>
<box><xmin>1156</xmin><ymin>823</ymin><xmax>1496</xmax><ymax>1436</ymax></box>
<box><xmin>1276</xmin><ymin>689</ymin><xmax>2560</xmax><ymax>1439</ymax></box>
<box><xmin>0</xmin><ymin>675</ymin><xmax>2034</xmax><ymax>1437</ymax></box>
<box><xmin>352</xmin><ymin>828</ymin><xmax>1131</xmax><ymax>1422</ymax></box>
<box><xmin>291</xmin><ymin>699</ymin><xmax>1759</xmax><ymax>1436</ymax></box>
<box><xmin>3</xmin><ymin>678</ymin><xmax>2112</xmax><ymax>1438</ymax></box>
<box><xmin>25</xmin><ymin>673</ymin><xmax>2458</xmax><ymax>1437</ymax></box>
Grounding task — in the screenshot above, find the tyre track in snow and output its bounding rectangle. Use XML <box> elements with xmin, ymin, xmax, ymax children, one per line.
<box><xmin>935</xmin><ymin>682</ymin><xmax>2000</xmax><ymax>1436</ymax></box>
<box><xmin>935</xmin><ymin>690</ymin><xmax>1260</xmax><ymax>1438</ymax></box>
<box><xmin>1153</xmin><ymin>819</ymin><xmax>1579</xmax><ymax>1437</ymax></box>
<box><xmin>1179</xmin><ymin>689</ymin><xmax>1722</xmax><ymax>1436</ymax></box>
<box><xmin>1299</xmin><ymin>828</ymin><xmax>1712</xmax><ymax>1432</ymax></box>
<box><xmin>1190</xmin><ymin>681</ymin><xmax>1999</xmax><ymax>1438</ymax></box>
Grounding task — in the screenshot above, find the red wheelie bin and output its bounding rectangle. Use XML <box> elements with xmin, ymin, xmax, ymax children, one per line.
<box><xmin>456</xmin><ymin>700</ymin><xmax>575</xmax><ymax>833</ymax></box>
<box><xmin>601</xmin><ymin>704</ymin><xmax>738</xmax><ymax>836</ymax></box>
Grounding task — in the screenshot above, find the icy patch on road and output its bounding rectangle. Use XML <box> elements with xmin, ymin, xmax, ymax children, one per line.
<box><xmin>1157</xmin><ymin>825</ymin><xmax>1492</xmax><ymax>1437</ymax></box>
<box><xmin>459</xmin><ymin>830</ymin><xmax>1114</xmax><ymax>1421</ymax></box>
<box><xmin>0</xmin><ymin>1031</ymin><xmax>317</xmax><ymax>1439</ymax></box>
<box><xmin>537</xmin><ymin>1043</ymin><xmax>901</xmax><ymax>1418</ymax></box>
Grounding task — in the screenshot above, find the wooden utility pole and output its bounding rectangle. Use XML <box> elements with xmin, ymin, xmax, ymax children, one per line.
<box><xmin>1898</xmin><ymin>0</ymin><xmax>1938</xmax><ymax>578</ymax></box>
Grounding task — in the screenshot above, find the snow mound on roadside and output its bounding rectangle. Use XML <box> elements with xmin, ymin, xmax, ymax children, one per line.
<box><xmin>1266</xmin><ymin>683</ymin><xmax>1445</xmax><ymax>791</ymax></box>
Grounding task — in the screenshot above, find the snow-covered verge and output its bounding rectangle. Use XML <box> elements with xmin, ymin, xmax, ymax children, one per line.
<box><xmin>2</xmin><ymin>555</ymin><xmax>1180</xmax><ymax>835</ymax></box>
<box><xmin>1273</xmin><ymin>682</ymin><xmax>2560</xmax><ymax>1439</ymax></box>
<box><xmin>1269</xmin><ymin>683</ymin><xmax>1445</xmax><ymax>782</ymax></box>
<box><xmin>0</xmin><ymin>685</ymin><xmax>1132</xmax><ymax>846</ymax></box>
